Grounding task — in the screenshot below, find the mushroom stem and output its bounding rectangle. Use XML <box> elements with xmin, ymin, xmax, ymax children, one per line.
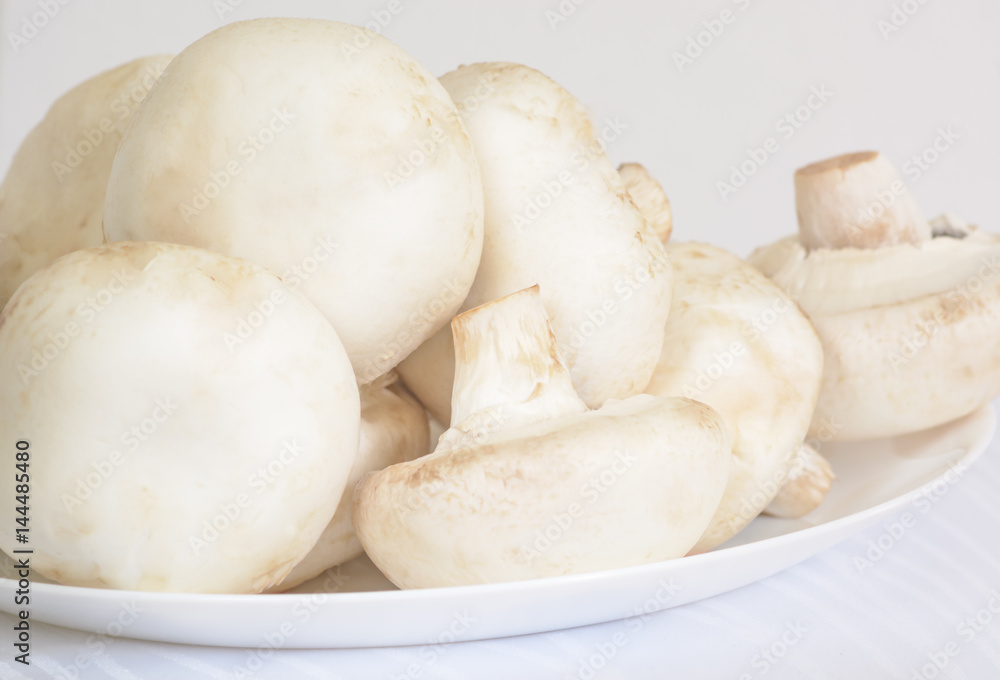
<box><xmin>450</xmin><ymin>285</ymin><xmax>587</xmax><ymax>425</ymax></box>
<box><xmin>795</xmin><ymin>151</ymin><xmax>931</xmax><ymax>250</ymax></box>
<box><xmin>763</xmin><ymin>444</ymin><xmax>835</xmax><ymax>518</ymax></box>
<box><xmin>618</xmin><ymin>162</ymin><xmax>673</xmax><ymax>243</ymax></box>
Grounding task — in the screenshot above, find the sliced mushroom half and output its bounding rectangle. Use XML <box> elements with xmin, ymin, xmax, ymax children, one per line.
<box><xmin>355</xmin><ymin>286</ymin><xmax>730</xmax><ymax>588</ymax></box>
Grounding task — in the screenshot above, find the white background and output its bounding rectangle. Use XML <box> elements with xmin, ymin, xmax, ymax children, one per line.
<box><xmin>2</xmin><ymin>0</ymin><xmax>1000</xmax><ymax>257</ymax></box>
<box><xmin>2</xmin><ymin>1</ymin><xmax>1000</xmax><ymax>678</ymax></box>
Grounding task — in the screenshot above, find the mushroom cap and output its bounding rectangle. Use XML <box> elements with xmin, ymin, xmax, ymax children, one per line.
<box><xmin>354</xmin><ymin>395</ymin><xmax>729</xmax><ymax>589</ymax></box>
<box><xmin>750</xmin><ymin>222</ymin><xmax>1000</xmax><ymax>440</ymax></box>
<box><xmin>0</xmin><ymin>241</ymin><xmax>360</xmax><ymax>593</ymax></box>
<box><xmin>271</xmin><ymin>374</ymin><xmax>428</xmax><ymax>591</ymax></box>
<box><xmin>103</xmin><ymin>18</ymin><xmax>484</xmax><ymax>383</ymax></box>
<box><xmin>645</xmin><ymin>242</ymin><xmax>824</xmax><ymax>552</ymax></box>
<box><xmin>397</xmin><ymin>62</ymin><xmax>671</xmax><ymax>424</ymax></box>
<box><xmin>0</xmin><ymin>55</ymin><xmax>173</xmax><ymax>307</ymax></box>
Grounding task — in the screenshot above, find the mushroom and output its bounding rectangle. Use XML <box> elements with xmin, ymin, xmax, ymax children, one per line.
<box><xmin>396</xmin><ymin>62</ymin><xmax>672</xmax><ymax>425</ymax></box>
<box><xmin>762</xmin><ymin>444</ymin><xmax>835</xmax><ymax>518</ymax></box>
<box><xmin>0</xmin><ymin>241</ymin><xmax>360</xmax><ymax>593</ymax></box>
<box><xmin>749</xmin><ymin>151</ymin><xmax>1000</xmax><ymax>440</ymax></box>
<box><xmin>618</xmin><ymin>162</ymin><xmax>673</xmax><ymax>242</ymax></box>
<box><xmin>270</xmin><ymin>372</ymin><xmax>428</xmax><ymax>591</ymax></box>
<box><xmin>354</xmin><ymin>286</ymin><xmax>730</xmax><ymax>588</ymax></box>
<box><xmin>103</xmin><ymin>18</ymin><xmax>484</xmax><ymax>384</ymax></box>
<box><xmin>0</xmin><ymin>55</ymin><xmax>172</xmax><ymax>309</ymax></box>
<box><xmin>644</xmin><ymin>242</ymin><xmax>824</xmax><ymax>551</ymax></box>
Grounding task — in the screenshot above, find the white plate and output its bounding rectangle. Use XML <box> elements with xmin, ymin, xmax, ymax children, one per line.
<box><xmin>1</xmin><ymin>405</ymin><xmax>994</xmax><ymax>649</ymax></box>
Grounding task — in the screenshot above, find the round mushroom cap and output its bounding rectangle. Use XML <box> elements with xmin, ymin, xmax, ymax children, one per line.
<box><xmin>397</xmin><ymin>62</ymin><xmax>671</xmax><ymax>425</ymax></box>
<box><xmin>0</xmin><ymin>55</ymin><xmax>172</xmax><ymax>308</ymax></box>
<box><xmin>0</xmin><ymin>241</ymin><xmax>360</xmax><ymax>593</ymax></box>
<box><xmin>271</xmin><ymin>373</ymin><xmax>428</xmax><ymax>591</ymax></box>
<box><xmin>750</xmin><ymin>222</ymin><xmax>1000</xmax><ymax>440</ymax></box>
<box><xmin>645</xmin><ymin>242</ymin><xmax>824</xmax><ymax>552</ymax></box>
<box><xmin>354</xmin><ymin>395</ymin><xmax>729</xmax><ymax>589</ymax></box>
<box><xmin>103</xmin><ymin>18</ymin><xmax>484</xmax><ymax>384</ymax></box>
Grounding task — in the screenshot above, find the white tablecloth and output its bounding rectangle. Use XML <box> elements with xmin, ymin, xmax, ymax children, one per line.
<box><xmin>2</xmin><ymin>409</ymin><xmax>999</xmax><ymax>680</ymax></box>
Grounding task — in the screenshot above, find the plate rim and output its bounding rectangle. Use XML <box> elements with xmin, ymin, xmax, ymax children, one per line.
<box><xmin>0</xmin><ymin>404</ymin><xmax>994</xmax><ymax>648</ymax></box>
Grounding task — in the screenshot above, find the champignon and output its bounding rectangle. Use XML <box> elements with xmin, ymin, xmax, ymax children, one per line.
<box><xmin>750</xmin><ymin>151</ymin><xmax>1000</xmax><ymax>440</ymax></box>
<box><xmin>103</xmin><ymin>18</ymin><xmax>484</xmax><ymax>384</ymax></box>
<box><xmin>0</xmin><ymin>55</ymin><xmax>172</xmax><ymax>308</ymax></box>
<box><xmin>763</xmin><ymin>444</ymin><xmax>835</xmax><ymax>518</ymax></box>
<box><xmin>645</xmin><ymin>242</ymin><xmax>824</xmax><ymax>551</ymax></box>
<box><xmin>0</xmin><ymin>242</ymin><xmax>360</xmax><ymax>593</ymax></box>
<box><xmin>270</xmin><ymin>373</ymin><xmax>428</xmax><ymax>591</ymax></box>
<box><xmin>396</xmin><ymin>62</ymin><xmax>672</xmax><ymax>425</ymax></box>
<box><xmin>354</xmin><ymin>286</ymin><xmax>730</xmax><ymax>588</ymax></box>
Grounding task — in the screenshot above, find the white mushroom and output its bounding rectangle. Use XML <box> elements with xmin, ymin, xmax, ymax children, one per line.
<box><xmin>0</xmin><ymin>242</ymin><xmax>360</xmax><ymax>593</ymax></box>
<box><xmin>750</xmin><ymin>151</ymin><xmax>1000</xmax><ymax>440</ymax></box>
<box><xmin>0</xmin><ymin>55</ymin><xmax>172</xmax><ymax>308</ymax></box>
<box><xmin>763</xmin><ymin>444</ymin><xmax>835</xmax><ymax>518</ymax></box>
<box><xmin>396</xmin><ymin>62</ymin><xmax>672</xmax><ymax>425</ymax></box>
<box><xmin>270</xmin><ymin>373</ymin><xmax>428</xmax><ymax>591</ymax></box>
<box><xmin>103</xmin><ymin>19</ymin><xmax>484</xmax><ymax>384</ymax></box>
<box><xmin>618</xmin><ymin>162</ymin><xmax>673</xmax><ymax>242</ymax></box>
<box><xmin>644</xmin><ymin>243</ymin><xmax>824</xmax><ymax>552</ymax></box>
<box><xmin>355</xmin><ymin>286</ymin><xmax>730</xmax><ymax>589</ymax></box>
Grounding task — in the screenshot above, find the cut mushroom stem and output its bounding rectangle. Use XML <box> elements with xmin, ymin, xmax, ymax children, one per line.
<box><xmin>763</xmin><ymin>444</ymin><xmax>835</xmax><ymax>518</ymax></box>
<box><xmin>618</xmin><ymin>162</ymin><xmax>673</xmax><ymax>243</ymax></box>
<box><xmin>795</xmin><ymin>151</ymin><xmax>931</xmax><ymax>250</ymax></box>
<box><xmin>450</xmin><ymin>285</ymin><xmax>587</xmax><ymax>426</ymax></box>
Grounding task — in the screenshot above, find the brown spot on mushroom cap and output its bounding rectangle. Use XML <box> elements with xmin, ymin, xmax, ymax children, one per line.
<box><xmin>934</xmin><ymin>288</ymin><xmax>983</xmax><ymax>326</ymax></box>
